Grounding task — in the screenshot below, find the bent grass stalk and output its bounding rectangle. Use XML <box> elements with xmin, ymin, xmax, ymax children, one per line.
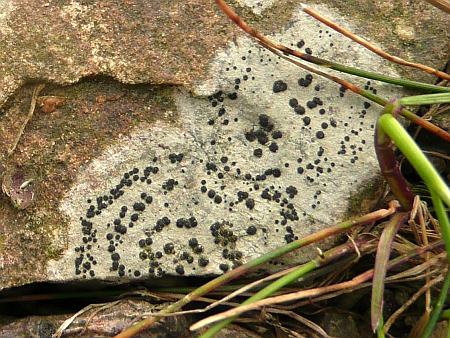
<box><xmin>215</xmin><ymin>0</ymin><xmax>450</xmax><ymax>142</ymax></box>
<box><xmin>378</xmin><ymin>102</ymin><xmax>450</xmax><ymax>209</ymax></box>
<box><xmin>214</xmin><ymin>2</ymin><xmax>450</xmax><ymax>336</ymax></box>
<box><xmin>260</xmin><ymin>42</ymin><xmax>450</xmax><ymax>142</ymax></box>
<box><xmin>114</xmin><ymin>3</ymin><xmax>450</xmax><ymax>337</ymax></box>
<box><xmin>371</xmin><ymin>213</ymin><xmax>409</xmax><ymax>333</ymax></box>
<box><xmin>215</xmin><ymin>0</ymin><xmax>450</xmax><ymax>93</ymax></box>
<box><xmin>299</xmin><ymin>3</ymin><xmax>450</xmax><ymax>81</ymax></box>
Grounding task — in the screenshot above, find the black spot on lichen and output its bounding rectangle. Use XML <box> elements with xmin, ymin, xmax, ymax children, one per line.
<box><xmin>316</xmin><ymin>131</ymin><xmax>325</xmax><ymax>139</ymax></box>
<box><xmin>272</xmin><ymin>130</ymin><xmax>282</xmax><ymax>139</ymax></box>
<box><xmin>164</xmin><ymin>243</ymin><xmax>175</xmax><ymax>254</ymax></box>
<box><xmin>245</xmin><ymin>198</ymin><xmax>255</xmax><ymax>210</ymax></box>
<box><xmin>273</xmin><ymin>80</ymin><xmax>287</xmax><ymax>93</ymax></box>
<box><xmin>253</xmin><ymin>148</ymin><xmax>263</xmax><ymax>158</ymax></box>
<box><xmin>219</xmin><ymin>263</ymin><xmax>229</xmax><ymax>272</ymax></box>
<box><xmin>175</xmin><ymin>264</ymin><xmax>185</xmax><ymax>275</ymax></box>
<box><xmin>198</xmin><ymin>257</ymin><xmax>209</xmax><ymax>267</ymax></box>
<box><xmin>245</xmin><ymin>130</ymin><xmax>256</xmax><ymax>142</ymax></box>
<box><xmin>297</xmin><ymin>39</ymin><xmax>305</xmax><ymax>48</ymax></box>
<box><xmin>246</xmin><ymin>225</ymin><xmax>257</xmax><ymax>235</ymax></box>
<box><xmin>289</xmin><ymin>98</ymin><xmax>298</xmax><ymax>107</ymax></box>
<box><xmin>133</xmin><ymin>202</ymin><xmax>145</xmax><ymax>211</ymax></box>
<box><xmin>294</xmin><ymin>105</ymin><xmax>305</xmax><ymax>115</ymax></box>
<box><xmin>269</xmin><ymin>142</ymin><xmax>279</xmax><ymax>153</ymax></box>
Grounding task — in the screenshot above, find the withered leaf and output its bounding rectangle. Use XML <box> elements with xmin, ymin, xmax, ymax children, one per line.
<box><xmin>37</xmin><ymin>96</ymin><xmax>66</xmax><ymax>113</ymax></box>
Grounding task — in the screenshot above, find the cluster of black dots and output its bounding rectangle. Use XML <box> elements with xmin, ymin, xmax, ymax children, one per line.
<box><xmin>204</xmin><ymin>88</ymin><xmax>324</xmax><ymax>247</ymax></box>
<box><xmin>75</xmin><ymin>164</ymin><xmax>161</xmax><ymax>278</ymax></box>
<box><xmin>293</xmin><ymin>35</ymin><xmax>377</xmax><ymax>167</ymax></box>
<box><xmin>215</xmin><ymin>45</ymin><xmax>378</xmax><ymax>225</ymax></box>
<box><xmin>74</xmin><ymin>31</ymin><xmax>379</xmax><ymax>279</ymax></box>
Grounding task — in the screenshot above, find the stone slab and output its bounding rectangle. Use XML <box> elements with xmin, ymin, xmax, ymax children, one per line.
<box><xmin>0</xmin><ymin>0</ymin><xmax>448</xmax><ymax>289</ymax></box>
<box><xmin>48</xmin><ymin>4</ymin><xmax>400</xmax><ymax>282</ymax></box>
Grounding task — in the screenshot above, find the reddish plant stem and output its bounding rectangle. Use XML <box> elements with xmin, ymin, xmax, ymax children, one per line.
<box><xmin>375</xmin><ymin>102</ymin><xmax>415</xmax><ymax>211</ymax></box>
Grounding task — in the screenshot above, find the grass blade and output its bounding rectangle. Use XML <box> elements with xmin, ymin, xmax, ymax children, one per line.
<box><xmin>398</xmin><ymin>93</ymin><xmax>450</xmax><ymax>106</ymax></box>
<box><xmin>377</xmin><ymin>111</ymin><xmax>450</xmax><ymax>207</ymax></box>
<box><xmin>262</xmin><ymin>42</ymin><xmax>450</xmax><ymax>142</ymax></box>
<box><xmin>186</xmin><ymin>240</ymin><xmax>444</xmax><ymax>331</ymax></box>
<box><xmin>375</xmin><ymin>104</ymin><xmax>415</xmax><ymax>211</ymax></box>
<box><xmin>424</xmin><ymin>0</ymin><xmax>450</xmax><ymax>14</ymax></box>
<box><xmin>216</xmin><ymin>0</ymin><xmax>450</xmax><ymax>93</ymax></box>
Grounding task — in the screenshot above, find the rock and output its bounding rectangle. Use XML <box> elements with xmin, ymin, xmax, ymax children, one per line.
<box><xmin>48</xmin><ymin>2</ymin><xmax>402</xmax><ymax>283</ymax></box>
<box><xmin>0</xmin><ymin>0</ymin><xmax>448</xmax><ymax>289</ymax></box>
<box><xmin>1</xmin><ymin>170</ymin><xmax>37</xmax><ymax>209</ymax></box>
<box><xmin>0</xmin><ymin>0</ymin><xmax>234</xmax><ymax>107</ymax></box>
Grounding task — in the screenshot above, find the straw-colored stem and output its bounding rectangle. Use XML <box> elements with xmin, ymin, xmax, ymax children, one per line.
<box><xmin>7</xmin><ymin>84</ymin><xmax>45</xmax><ymax>157</ymax></box>
<box><xmin>263</xmin><ymin>43</ymin><xmax>450</xmax><ymax>142</ymax></box>
<box><xmin>424</xmin><ymin>0</ymin><xmax>450</xmax><ymax>14</ymax></box>
<box><xmin>216</xmin><ymin>0</ymin><xmax>450</xmax><ymax>93</ymax></box>
<box><xmin>371</xmin><ymin>213</ymin><xmax>409</xmax><ymax>331</ymax></box>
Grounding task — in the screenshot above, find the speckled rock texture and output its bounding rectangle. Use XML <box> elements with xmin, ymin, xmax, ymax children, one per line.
<box><xmin>0</xmin><ymin>0</ymin><xmax>449</xmax><ymax>289</ymax></box>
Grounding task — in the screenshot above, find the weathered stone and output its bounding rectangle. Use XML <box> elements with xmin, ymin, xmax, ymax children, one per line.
<box><xmin>0</xmin><ymin>0</ymin><xmax>449</xmax><ymax>289</ymax></box>
<box><xmin>48</xmin><ymin>3</ymin><xmax>401</xmax><ymax>283</ymax></box>
<box><xmin>0</xmin><ymin>0</ymin><xmax>235</xmax><ymax>107</ymax></box>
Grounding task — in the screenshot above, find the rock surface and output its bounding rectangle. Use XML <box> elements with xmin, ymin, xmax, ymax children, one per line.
<box><xmin>0</xmin><ymin>0</ymin><xmax>449</xmax><ymax>289</ymax></box>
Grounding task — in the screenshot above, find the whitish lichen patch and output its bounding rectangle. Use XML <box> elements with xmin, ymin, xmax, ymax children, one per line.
<box><xmin>48</xmin><ymin>4</ymin><xmax>403</xmax><ymax>282</ymax></box>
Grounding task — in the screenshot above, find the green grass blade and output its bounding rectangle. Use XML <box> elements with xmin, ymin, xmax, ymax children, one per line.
<box><xmin>262</xmin><ymin>43</ymin><xmax>450</xmax><ymax>142</ymax></box>
<box><xmin>420</xmin><ymin>254</ymin><xmax>450</xmax><ymax>337</ymax></box>
<box><xmin>114</xmin><ymin>204</ymin><xmax>399</xmax><ymax>337</ymax></box>
<box><xmin>377</xmin><ymin>314</ymin><xmax>385</xmax><ymax>338</ymax></box>
<box><xmin>419</xmin><ymin>189</ymin><xmax>450</xmax><ymax>337</ymax></box>
<box><xmin>399</xmin><ymin>93</ymin><xmax>450</xmax><ymax>106</ymax></box>
<box><xmin>193</xmin><ymin>240</ymin><xmax>444</xmax><ymax>336</ymax></box>
<box><xmin>327</xmin><ymin>63</ymin><xmax>450</xmax><ymax>93</ymax></box>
